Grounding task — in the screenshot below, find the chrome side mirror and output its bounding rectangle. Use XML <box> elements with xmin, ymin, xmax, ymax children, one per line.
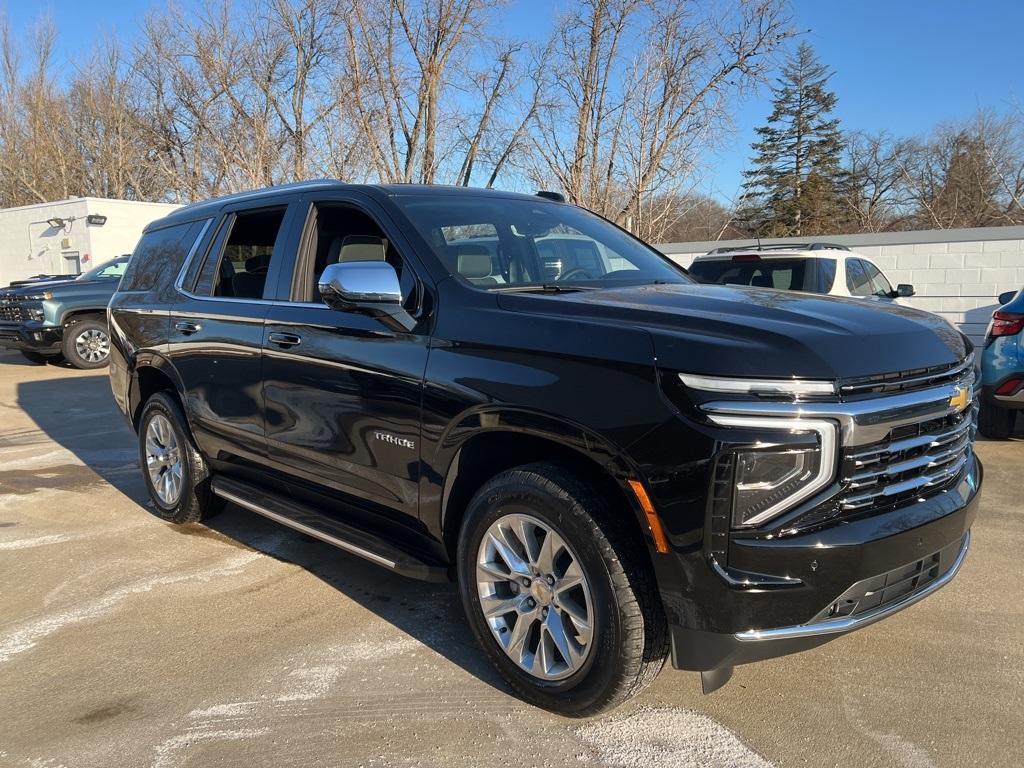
<box><xmin>319</xmin><ymin>261</ymin><xmax>402</xmax><ymax>308</ymax></box>
<box><xmin>318</xmin><ymin>261</ymin><xmax>415</xmax><ymax>332</ymax></box>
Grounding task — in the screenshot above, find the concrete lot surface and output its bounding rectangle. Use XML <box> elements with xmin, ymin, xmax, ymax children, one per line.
<box><xmin>0</xmin><ymin>350</ymin><xmax>1021</xmax><ymax>767</ymax></box>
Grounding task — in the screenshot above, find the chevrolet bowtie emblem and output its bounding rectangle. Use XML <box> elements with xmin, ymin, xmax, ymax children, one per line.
<box><xmin>949</xmin><ymin>387</ymin><xmax>970</xmax><ymax>412</ymax></box>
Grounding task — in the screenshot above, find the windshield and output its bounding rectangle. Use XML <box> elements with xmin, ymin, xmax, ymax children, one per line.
<box><xmin>395</xmin><ymin>196</ymin><xmax>689</xmax><ymax>290</ymax></box>
<box><xmin>688</xmin><ymin>257</ymin><xmax>829</xmax><ymax>293</ymax></box>
<box><xmin>77</xmin><ymin>257</ymin><xmax>128</xmax><ymax>281</ymax></box>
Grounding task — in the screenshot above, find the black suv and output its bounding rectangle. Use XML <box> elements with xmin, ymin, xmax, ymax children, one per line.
<box><xmin>109</xmin><ymin>182</ymin><xmax>981</xmax><ymax>715</ymax></box>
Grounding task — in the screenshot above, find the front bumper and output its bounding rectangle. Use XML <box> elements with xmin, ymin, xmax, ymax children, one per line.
<box><xmin>0</xmin><ymin>322</ymin><xmax>62</xmax><ymax>352</ymax></box>
<box><xmin>669</xmin><ymin>455</ymin><xmax>981</xmax><ymax>672</ymax></box>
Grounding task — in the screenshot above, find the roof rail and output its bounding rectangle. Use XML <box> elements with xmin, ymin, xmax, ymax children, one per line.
<box><xmin>705</xmin><ymin>241</ymin><xmax>850</xmax><ymax>255</ymax></box>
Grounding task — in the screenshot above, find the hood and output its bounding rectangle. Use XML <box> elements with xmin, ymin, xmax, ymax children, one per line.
<box><xmin>497</xmin><ymin>283</ymin><xmax>969</xmax><ymax>380</ymax></box>
<box><xmin>0</xmin><ymin>277</ymin><xmax>110</xmax><ymax>299</ymax></box>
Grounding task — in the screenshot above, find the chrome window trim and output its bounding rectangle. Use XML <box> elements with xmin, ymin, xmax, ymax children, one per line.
<box><xmin>735</xmin><ymin>530</ymin><xmax>970</xmax><ymax>642</ymax></box>
<box><xmin>171</xmin><ymin>217</ymin><xmax>215</xmax><ymax>296</ymax></box>
<box><xmin>706</xmin><ymin>414</ymin><xmax>838</xmax><ymax>527</ymax></box>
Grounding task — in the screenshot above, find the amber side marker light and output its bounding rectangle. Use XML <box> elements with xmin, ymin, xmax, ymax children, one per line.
<box><xmin>627</xmin><ymin>479</ymin><xmax>670</xmax><ymax>554</ymax></box>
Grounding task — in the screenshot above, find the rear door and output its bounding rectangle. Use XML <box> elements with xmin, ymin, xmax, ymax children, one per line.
<box><xmin>260</xmin><ymin>191</ymin><xmax>432</xmax><ymax>519</ymax></box>
<box><xmin>168</xmin><ymin>195</ymin><xmax>300</xmax><ymax>465</ymax></box>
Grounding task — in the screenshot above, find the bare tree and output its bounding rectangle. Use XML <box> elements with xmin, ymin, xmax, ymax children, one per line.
<box><xmin>529</xmin><ymin>0</ymin><xmax>791</xmax><ymax>241</ymax></box>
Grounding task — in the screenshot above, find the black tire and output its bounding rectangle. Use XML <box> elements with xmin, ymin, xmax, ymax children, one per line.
<box><xmin>978</xmin><ymin>403</ymin><xmax>1017</xmax><ymax>439</ymax></box>
<box><xmin>457</xmin><ymin>462</ymin><xmax>668</xmax><ymax>716</ymax></box>
<box><xmin>138</xmin><ymin>392</ymin><xmax>224</xmax><ymax>524</ymax></box>
<box><xmin>61</xmin><ymin>317</ymin><xmax>111</xmax><ymax>369</ymax></box>
<box><xmin>19</xmin><ymin>350</ymin><xmax>55</xmax><ymax>365</ymax></box>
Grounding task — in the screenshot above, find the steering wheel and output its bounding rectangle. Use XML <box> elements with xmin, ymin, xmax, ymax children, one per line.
<box><xmin>559</xmin><ymin>267</ymin><xmax>595</xmax><ymax>281</ymax></box>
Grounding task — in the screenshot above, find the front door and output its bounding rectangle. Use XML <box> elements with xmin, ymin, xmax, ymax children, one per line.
<box><xmin>261</xmin><ymin>195</ymin><xmax>431</xmax><ymax>518</ymax></box>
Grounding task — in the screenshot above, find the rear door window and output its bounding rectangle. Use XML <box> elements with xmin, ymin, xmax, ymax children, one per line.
<box><xmin>193</xmin><ymin>207</ymin><xmax>287</xmax><ymax>300</ymax></box>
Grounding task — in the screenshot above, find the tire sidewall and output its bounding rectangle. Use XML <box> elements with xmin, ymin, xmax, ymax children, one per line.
<box><xmin>457</xmin><ymin>473</ymin><xmax>627</xmax><ymax>713</ymax></box>
<box><xmin>62</xmin><ymin>318</ymin><xmax>110</xmax><ymax>369</ymax></box>
<box><xmin>138</xmin><ymin>394</ymin><xmax>196</xmax><ymax>521</ymax></box>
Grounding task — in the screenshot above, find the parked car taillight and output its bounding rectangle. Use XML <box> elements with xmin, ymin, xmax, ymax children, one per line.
<box><xmin>986</xmin><ymin>311</ymin><xmax>1024</xmax><ymax>342</ymax></box>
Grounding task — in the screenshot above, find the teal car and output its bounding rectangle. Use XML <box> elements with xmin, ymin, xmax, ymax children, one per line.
<box><xmin>980</xmin><ymin>288</ymin><xmax>1024</xmax><ymax>438</ymax></box>
<box><xmin>0</xmin><ymin>256</ymin><xmax>129</xmax><ymax>369</ymax></box>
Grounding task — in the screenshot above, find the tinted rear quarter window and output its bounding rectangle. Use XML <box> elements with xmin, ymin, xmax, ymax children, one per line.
<box><xmin>120</xmin><ymin>219</ymin><xmax>210</xmax><ymax>300</ymax></box>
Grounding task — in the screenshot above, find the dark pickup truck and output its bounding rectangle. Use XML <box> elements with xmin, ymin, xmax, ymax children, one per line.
<box><xmin>108</xmin><ymin>182</ymin><xmax>981</xmax><ymax>715</ymax></box>
<box><xmin>1</xmin><ymin>256</ymin><xmax>128</xmax><ymax>368</ymax></box>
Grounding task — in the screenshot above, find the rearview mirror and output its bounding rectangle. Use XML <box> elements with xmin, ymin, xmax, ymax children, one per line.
<box><xmin>318</xmin><ymin>261</ymin><xmax>414</xmax><ymax>331</ymax></box>
<box><xmin>998</xmin><ymin>290</ymin><xmax>1018</xmax><ymax>306</ymax></box>
<box><xmin>895</xmin><ymin>283</ymin><xmax>915</xmax><ymax>298</ymax></box>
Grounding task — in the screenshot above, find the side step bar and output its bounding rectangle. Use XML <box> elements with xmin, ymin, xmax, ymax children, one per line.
<box><xmin>210</xmin><ymin>476</ymin><xmax>448</xmax><ymax>582</ymax></box>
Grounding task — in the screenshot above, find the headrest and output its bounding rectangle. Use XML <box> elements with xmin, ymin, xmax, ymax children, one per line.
<box><xmin>750</xmin><ymin>274</ymin><xmax>773</xmax><ymax>288</ymax></box>
<box><xmin>245</xmin><ymin>253</ymin><xmax>272</xmax><ymax>273</ymax></box>
<box><xmin>455</xmin><ymin>244</ymin><xmax>493</xmax><ymax>279</ymax></box>
<box><xmin>339</xmin><ymin>235</ymin><xmax>387</xmax><ymax>263</ymax></box>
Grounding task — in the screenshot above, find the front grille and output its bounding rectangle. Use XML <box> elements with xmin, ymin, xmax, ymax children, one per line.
<box><xmin>809</xmin><ymin>534</ymin><xmax>966</xmax><ymax>624</ymax></box>
<box><xmin>839</xmin><ymin>354</ymin><xmax>974</xmax><ymax>397</ymax></box>
<box><xmin>0</xmin><ymin>303</ymin><xmax>30</xmax><ymax>322</ymax></box>
<box><xmin>839</xmin><ymin>406</ymin><xmax>976</xmax><ymax>513</ymax></box>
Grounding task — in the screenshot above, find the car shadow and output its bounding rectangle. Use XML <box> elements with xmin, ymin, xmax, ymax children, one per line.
<box><xmin>13</xmin><ymin>372</ymin><xmax>509</xmax><ymax>697</ymax></box>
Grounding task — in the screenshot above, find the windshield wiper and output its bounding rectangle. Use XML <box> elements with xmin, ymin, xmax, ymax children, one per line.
<box><xmin>491</xmin><ymin>284</ymin><xmax>597</xmax><ymax>294</ymax></box>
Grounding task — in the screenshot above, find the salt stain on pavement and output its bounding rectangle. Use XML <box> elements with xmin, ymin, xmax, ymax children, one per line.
<box><xmin>0</xmin><ymin>540</ymin><xmax>282</xmax><ymax>664</ymax></box>
<box><xmin>576</xmin><ymin>706</ymin><xmax>774</xmax><ymax>768</ymax></box>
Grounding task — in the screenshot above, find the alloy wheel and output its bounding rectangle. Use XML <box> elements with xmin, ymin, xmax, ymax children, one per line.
<box><xmin>74</xmin><ymin>328</ymin><xmax>110</xmax><ymax>363</ymax></box>
<box><xmin>476</xmin><ymin>512</ymin><xmax>595</xmax><ymax>681</ymax></box>
<box><xmin>145</xmin><ymin>413</ymin><xmax>183</xmax><ymax>506</ymax></box>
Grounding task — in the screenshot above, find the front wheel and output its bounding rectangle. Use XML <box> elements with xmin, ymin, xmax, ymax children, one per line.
<box><xmin>61</xmin><ymin>317</ymin><xmax>111</xmax><ymax>369</ymax></box>
<box><xmin>457</xmin><ymin>463</ymin><xmax>667</xmax><ymax>716</ymax></box>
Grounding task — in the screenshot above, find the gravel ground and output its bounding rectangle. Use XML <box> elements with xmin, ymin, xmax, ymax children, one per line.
<box><xmin>0</xmin><ymin>350</ymin><xmax>1021</xmax><ymax>768</ymax></box>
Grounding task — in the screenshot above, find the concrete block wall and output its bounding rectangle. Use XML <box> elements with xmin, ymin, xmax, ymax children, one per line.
<box><xmin>657</xmin><ymin>226</ymin><xmax>1024</xmax><ymax>347</ymax></box>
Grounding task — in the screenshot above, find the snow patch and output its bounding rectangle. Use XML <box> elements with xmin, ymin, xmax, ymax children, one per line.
<box><xmin>153</xmin><ymin>728</ymin><xmax>269</xmax><ymax>768</ymax></box>
<box><xmin>576</xmin><ymin>706</ymin><xmax>774</xmax><ymax>768</ymax></box>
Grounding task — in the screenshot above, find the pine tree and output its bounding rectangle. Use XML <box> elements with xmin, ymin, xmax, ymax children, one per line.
<box><xmin>739</xmin><ymin>43</ymin><xmax>845</xmax><ymax>236</ymax></box>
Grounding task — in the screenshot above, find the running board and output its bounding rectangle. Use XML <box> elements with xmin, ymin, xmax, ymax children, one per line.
<box><xmin>210</xmin><ymin>476</ymin><xmax>448</xmax><ymax>582</ymax></box>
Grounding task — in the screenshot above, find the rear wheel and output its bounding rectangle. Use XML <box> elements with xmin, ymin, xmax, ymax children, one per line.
<box><xmin>457</xmin><ymin>462</ymin><xmax>667</xmax><ymax>716</ymax></box>
<box><xmin>61</xmin><ymin>317</ymin><xmax>111</xmax><ymax>369</ymax></box>
<box><xmin>138</xmin><ymin>392</ymin><xmax>223</xmax><ymax>524</ymax></box>
<box><xmin>978</xmin><ymin>403</ymin><xmax>1017</xmax><ymax>439</ymax></box>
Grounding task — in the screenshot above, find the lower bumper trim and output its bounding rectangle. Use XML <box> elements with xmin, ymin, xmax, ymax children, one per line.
<box><xmin>735</xmin><ymin>529</ymin><xmax>970</xmax><ymax>643</ymax></box>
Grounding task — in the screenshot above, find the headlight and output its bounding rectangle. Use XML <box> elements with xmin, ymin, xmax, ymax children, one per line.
<box><xmin>708</xmin><ymin>415</ymin><xmax>837</xmax><ymax>528</ymax></box>
<box><xmin>26</xmin><ymin>307</ymin><xmax>44</xmax><ymax>321</ymax></box>
<box><xmin>22</xmin><ymin>291</ymin><xmax>53</xmax><ymax>301</ymax></box>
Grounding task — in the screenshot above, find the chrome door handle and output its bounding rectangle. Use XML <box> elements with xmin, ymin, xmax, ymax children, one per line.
<box><xmin>174</xmin><ymin>320</ymin><xmax>201</xmax><ymax>335</ymax></box>
<box><xmin>268</xmin><ymin>332</ymin><xmax>302</xmax><ymax>347</ymax></box>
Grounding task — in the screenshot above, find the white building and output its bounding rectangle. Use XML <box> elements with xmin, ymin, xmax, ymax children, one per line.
<box><xmin>0</xmin><ymin>197</ymin><xmax>180</xmax><ymax>287</ymax></box>
<box><xmin>658</xmin><ymin>225</ymin><xmax>1024</xmax><ymax>347</ymax></box>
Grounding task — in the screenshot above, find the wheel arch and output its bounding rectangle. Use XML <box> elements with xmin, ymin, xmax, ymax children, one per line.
<box><xmin>129</xmin><ymin>353</ymin><xmax>191</xmax><ymax>433</ymax></box>
<box><xmin>434</xmin><ymin>416</ymin><xmax>660</xmax><ymax>565</ymax></box>
<box><xmin>59</xmin><ymin>307</ymin><xmax>108</xmax><ymax>327</ymax></box>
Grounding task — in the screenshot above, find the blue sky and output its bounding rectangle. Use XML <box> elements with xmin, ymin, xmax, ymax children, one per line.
<box><xmin>6</xmin><ymin>0</ymin><xmax>1023</xmax><ymax>202</ymax></box>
